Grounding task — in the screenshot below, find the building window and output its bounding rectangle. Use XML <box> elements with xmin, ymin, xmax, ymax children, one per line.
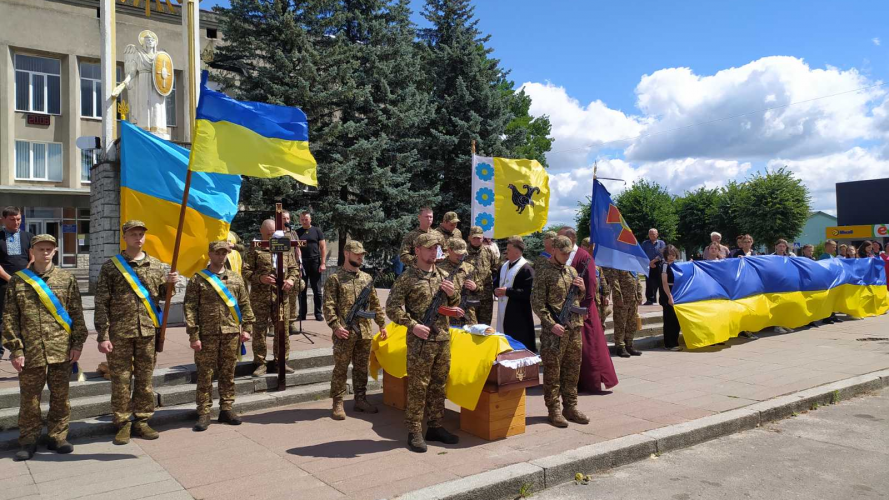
<box><xmin>166</xmin><ymin>78</ymin><xmax>177</xmax><ymax>127</ymax></box>
<box><xmin>207</xmin><ymin>28</ymin><xmax>218</xmax><ymax>39</ymax></box>
<box><xmin>15</xmin><ymin>140</ymin><xmax>63</xmax><ymax>181</ymax></box>
<box><xmin>80</xmin><ymin>61</ymin><xmax>102</xmax><ymax>118</ymax></box>
<box><xmin>15</xmin><ymin>54</ymin><xmax>62</xmax><ymax>115</ymax></box>
<box><xmin>81</xmin><ymin>150</ymin><xmax>97</xmax><ymax>182</ymax></box>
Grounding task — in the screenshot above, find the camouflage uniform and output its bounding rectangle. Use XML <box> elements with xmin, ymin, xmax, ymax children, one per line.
<box><xmin>435</xmin><ymin>212</ymin><xmax>463</xmax><ymax>250</ymax></box>
<box><xmin>531</xmin><ymin>258</ymin><xmax>584</xmax><ymax>412</ymax></box>
<box><xmin>95</xmin><ymin>245</ymin><xmax>169</xmax><ymax>427</ymax></box>
<box><xmin>533</xmin><ymin>232</ymin><xmax>557</xmax><ymax>271</ymax></box>
<box><xmin>184</xmin><ymin>264</ymin><xmax>255</xmax><ymax>416</ymax></box>
<box><xmin>399</xmin><ymin>227</ymin><xmax>442</xmax><ymax>268</ymax></box>
<box><xmin>386</xmin><ymin>235</ymin><xmax>460</xmax><ymax>434</ymax></box>
<box><xmin>438</xmin><ymin>242</ymin><xmax>477</xmax><ymax>326</ymax></box>
<box><xmin>603</xmin><ymin>268</ymin><xmax>642</xmax><ymax>349</ymax></box>
<box><xmin>323</xmin><ymin>263</ymin><xmax>386</xmax><ymax>400</ymax></box>
<box><xmin>2</xmin><ymin>251</ymin><xmax>88</xmax><ymax>446</ymax></box>
<box><xmin>595</xmin><ymin>266</ymin><xmax>611</xmax><ymax>331</ymax></box>
<box><xmin>242</xmin><ymin>246</ymin><xmax>303</xmax><ymax>366</ymax></box>
<box><xmin>465</xmin><ymin>227</ymin><xmax>498</xmax><ymax>325</ymax></box>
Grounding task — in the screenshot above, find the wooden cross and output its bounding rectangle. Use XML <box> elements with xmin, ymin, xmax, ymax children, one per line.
<box><xmin>252</xmin><ymin>203</ymin><xmax>305</xmax><ymax>391</ymax></box>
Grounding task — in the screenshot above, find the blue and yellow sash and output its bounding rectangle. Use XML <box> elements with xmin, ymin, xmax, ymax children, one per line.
<box><xmin>15</xmin><ymin>269</ymin><xmax>73</xmax><ymax>333</ymax></box>
<box><xmin>196</xmin><ymin>269</ymin><xmax>242</xmax><ymax>323</ymax></box>
<box><xmin>112</xmin><ymin>254</ymin><xmax>162</xmax><ymax>327</ymax></box>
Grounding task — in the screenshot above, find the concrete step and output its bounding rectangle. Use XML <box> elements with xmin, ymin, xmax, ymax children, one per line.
<box><xmin>603</xmin><ymin>312</ymin><xmax>661</xmax><ymax>330</ymax></box>
<box><xmin>0</xmin><ymin>378</ymin><xmax>380</xmax><ymax>451</ymax></box>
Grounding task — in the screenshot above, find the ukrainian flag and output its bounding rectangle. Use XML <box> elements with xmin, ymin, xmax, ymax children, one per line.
<box><xmin>120</xmin><ymin>121</ymin><xmax>241</xmax><ymax>278</ymax></box>
<box><xmin>189</xmin><ymin>72</ymin><xmax>317</xmax><ymax>185</ymax></box>
<box><xmin>671</xmin><ymin>256</ymin><xmax>889</xmax><ymax>348</ymax></box>
<box><xmin>471</xmin><ymin>154</ymin><xmax>549</xmax><ymax>239</ymax></box>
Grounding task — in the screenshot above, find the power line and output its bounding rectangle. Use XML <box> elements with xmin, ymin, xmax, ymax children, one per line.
<box><xmin>546</xmin><ymin>81</ymin><xmax>888</xmax><ymax>156</ymax></box>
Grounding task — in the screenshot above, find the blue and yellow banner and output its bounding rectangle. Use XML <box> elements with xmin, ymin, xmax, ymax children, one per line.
<box><xmin>111</xmin><ymin>255</ymin><xmax>163</xmax><ymax>328</ymax></box>
<box><xmin>190</xmin><ymin>72</ymin><xmax>317</xmax><ymax>185</ymax></box>
<box><xmin>471</xmin><ymin>155</ymin><xmax>549</xmax><ymax>239</ymax></box>
<box><xmin>590</xmin><ymin>179</ymin><xmax>649</xmax><ymax>274</ymax></box>
<box><xmin>671</xmin><ymin>256</ymin><xmax>889</xmax><ymax>348</ymax></box>
<box><xmin>15</xmin><ymin>269</ymin><xmax>73</xmax><ymax>333</ymax></box>
<box><xmin>196</xmin><ymin>269</ymin><xmax>242</xmax><ymax>323</ymax></box>
<box><xmin>120</xmin><ymin>121</ymin><xmax>241</xmax><ymax>278</ymax></box>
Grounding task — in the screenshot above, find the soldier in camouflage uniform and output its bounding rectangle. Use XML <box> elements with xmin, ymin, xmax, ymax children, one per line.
<box><xmin>3</xmin><ymin>235</ymin><xmax>88</xmax><ymax>460</ymax></box>
<box><xmin>533</xmin><ymin>231</ymin><xmax>557</xmax><ymax>270</ymax></box>
<box><xmin>435</xmin><ymin>212</ymin><xmax>463</xmax><ymax>249</ymax></box>
<box><xmin>185</xmin><ymin>241</ymin><xmax>256</xmax><ymax>432</ymax></box>
<box><xmin>96</xmin><ymin>220</ymin><xmax>178</xmax><ymax>445</ymax></box>
<box><xmin>438</xmin><ymin>239</ymin><xmax>478</xmax><ymax>326</ymax></box>
<box><xmin>323</xmin><ymin>241</ymin><xmax>386</xmax><ymax>420</ymax></box>
<box><xmin>386</xmin><ymin>232</ymin><xmax>461</xmax><ymax>453</ymax></box>
<box><xmin>595</xmin><ymin>264</ymin><xmax>612</xmax><ymax>332</ymax></box>
<box><xmin>465</xmin><ymin>226</ymin><xmax>498</xmax><ymax>325</ymax></box>
<box><xmin>602</xmin><ymin>267</ymin><xmax>643</xmax><ymax>358</ymax></box>
<box><xmin>243</xmin><ymin>219</ymin><xmax>303</xmax><ymax>377</ymax></box>
<box><xmin>399</xmin><ymin>207</ymin><xmax>441</xmax><ymax>267</ymax></box>
<box><xmin>531</xmin><ymin>236</ymin><xmax>590</xmax><ymax>428</ymax></box>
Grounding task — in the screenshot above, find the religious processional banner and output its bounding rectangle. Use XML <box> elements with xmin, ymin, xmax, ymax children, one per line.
<box><xmin>471</xmin><ymin>154</ymin><xmax>549</xmax><ymax>239</ymax></box>
<box><xmin>590</xmin><ymin>179</ymin><xmax>649</xmax><ymax>274</ymax></box>
<box><xmin>189</xmin><ymin>72</ymin><xmax>318</xmax><ymax>185</ymax></box>
<box><xmin>120</xmin><ymin>121</ymin><xmax>241</xmax><ymax>277</ymax></box>
<box><xmin>370</xmin><ymin>323</ymin><xmax>513</xmax><ymax>411</ymax></box>
<box><xmin>671</xmin><ymin>256</ymin><xmax>889</xmax><ymax>349</ymax></box>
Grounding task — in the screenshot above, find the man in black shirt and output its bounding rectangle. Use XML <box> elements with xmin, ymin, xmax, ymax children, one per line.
<box><xmin>0</xmin><ymin>207</ymin><xmax>34</xmax><ymax>357</ymax></box>
<box><xmin>297</xmin><ymin>211</ymin><xmax>327</xmax><ymax>321</ymax></box>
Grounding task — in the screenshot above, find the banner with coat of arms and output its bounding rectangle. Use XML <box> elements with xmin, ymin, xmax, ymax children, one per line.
<box><xmin>471</xmin><ymin>155</ymin><xmax>550</xmax><ymax>239</ymax></box>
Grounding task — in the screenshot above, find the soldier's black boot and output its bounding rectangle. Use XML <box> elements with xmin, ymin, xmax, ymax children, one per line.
<box><xmin>14</xmin><ymin>443</ymin><xmax>37</xmax><ymax>461</ymax></box>
<box><xmin>626</xmin><ymin>344</ymin><xmax>642</xmax><ymax>356</ymax></box>
<box><xmin>218</xmin><ymin>410</ymin><xmax>242</xmax><ymax>426</ymax></box>
<box><xmin>48</xmin><ymin>439</ymin><xmax>74</xmax><ymax>454</ymax></box>
<box><xmin>194</xmin><ymin>414</ymin><xmax>211</xmax><ymax>432</ymax></box>
<box><xmin>425</xmin><ymin>426</ymin><xmax>459</xmax><ymax>445</ymax></box>
<box><xmin>615</xmin><ymin>346</ymin><xmax>631</xmax><ymax>358</ymax></box>
<box><xmin>408</xmin><ymin>433</ymin><xmax>427</xmax><ymax>453</ymax></box>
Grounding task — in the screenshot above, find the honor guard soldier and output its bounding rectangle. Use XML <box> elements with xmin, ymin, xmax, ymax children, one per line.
<box><xmin>323</xmin><ymin>241</ymin><xmax>386</xmax><ymax>420</ymax></box>
<box><xmin>399</xmin><ymin>207</ymin><xmax>441</xmax><ymax>267</ymax></box>
<box><xmin>243</xmin><ymin>219</ymin><xmax>303</xmax><ymax>377</ymax></box>
<box><xmin>3</xmin><ymin>235</ymin><xmax>88</xmax><ymax>460</ymax></box>
<box><xmin>386</xmin><ymin>232</ymin><xmax>461</xmax><ymax>453</ymax></box>
<box><xmin>435</xmin><ymin>212</ymin><xmax>462</xmax><ymax>249</ymax></box>
<box><xmin>437</xmin><ymin>239</ymin><xmax>478</xmax><ymax>326</ymax></box>
<box><xmin>95</xmin><ymin>220</ymin><xmax>178</xmax><ymax>445</ymax></box>
<box><xmin>185</xmin><ymin>241</ymin><xmax>256</xmax><ymax>432</ymax></box>
<box><xmin>465</xmin><ymin>226</ymin><xmax>498</xmax><ymax>325</ymax></box>
<box><xmin>531</xmin><ymin>235</ymin><xmax>590</xmax><ymax>428</ymax></box>
<box><xmin>602</xmin><ymin>267</ymin><xmax>643</xmax><ymax>358</ymax></box>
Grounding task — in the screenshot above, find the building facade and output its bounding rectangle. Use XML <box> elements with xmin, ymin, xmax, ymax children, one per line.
<box><xmin>1</xmin><ymin>0</ymin><xmax>218</xmax><ymax>268</ymax></box>
<box><xmin>795</xmin><ymin>211</ymin><xmax>837</xmax><ymax>247</ymax></box>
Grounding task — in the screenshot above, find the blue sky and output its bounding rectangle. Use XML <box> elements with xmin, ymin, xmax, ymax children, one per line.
<box><xmin>203</xmin><ymin>0</ymin><xmax>889</xmax><ymax>224</ymax></box>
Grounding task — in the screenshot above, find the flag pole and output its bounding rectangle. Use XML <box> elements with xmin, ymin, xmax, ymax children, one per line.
<box><xmin>157</xmin><ymin>0</ymin><xmax>198</xmax><ymax>352</ymax></box>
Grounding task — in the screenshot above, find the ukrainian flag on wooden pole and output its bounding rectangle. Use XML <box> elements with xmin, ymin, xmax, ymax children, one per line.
<box><xmin>189</xmin><ymin>71</ymin><xmax>318</xmax><ymax>185</ymax></box>
<box><xmin>471</xmin><ymin>151</ymin><xmax>549</xmax><ymax>239</ymax></box>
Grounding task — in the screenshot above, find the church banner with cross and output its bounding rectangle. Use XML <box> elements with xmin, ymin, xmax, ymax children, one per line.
<box><xmin>471</xmin><ymin>155</ymin><xmax>550</xmax><ymax>239</ymax></box>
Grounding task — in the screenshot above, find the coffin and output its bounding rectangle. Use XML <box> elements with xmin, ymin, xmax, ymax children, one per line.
<box><xmin>484</xmin><ymin>349</ymin><xmax>541</xmax><ymax>393</ymax></box>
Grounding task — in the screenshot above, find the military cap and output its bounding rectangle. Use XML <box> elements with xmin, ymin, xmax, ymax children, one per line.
<box><xmin>344</xmin><ymin>240</ymin><xmax>366</xmax><ymax>254</ymax></box>
<box><xmin>121</xmin><ymin>220</ymin><xmax>148</xmax><ymax>233</ymax></box>
<box><xmin>208</xmin><ymin>240</ymin><xmax>231</xmax><ymax>252</ymax></box>
<box><xmin>542</xmin><ymin>231</ymin><xmax>557</xmax><ymax>241</ymax></box>
<box><xmin>31</xmin><ymin>234</ymin><xmax>57</xmax><ymax>247</ymax></box>
<box><xmin>553</xmin><ymin>235</ymin><xmax>572</xmax><ymax>253</ymax></box>
<box><xmin>469</xmin><ymin>226</ymin><xmax>484</xmax><ymax>237</ymax></box>
<box><xmin>416</xmin><ymin>232</ymin><xmax>441</xmax><ymax>248</ymax></box>
<box><xmin>443</xmin><ymin>211</ymin><xmax>460</xmax><ymax>224</ymax></box>
<box><xmin>448</xmin><ymin>238</ymin><xmax>468</xmax><ymax>255</ymax></box>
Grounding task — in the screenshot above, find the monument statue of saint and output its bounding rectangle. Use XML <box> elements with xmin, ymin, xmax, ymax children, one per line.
<box><xmin>112</xmin><ymin>30</ymin><xmax>175</xmax><ymax>139</ymax></box>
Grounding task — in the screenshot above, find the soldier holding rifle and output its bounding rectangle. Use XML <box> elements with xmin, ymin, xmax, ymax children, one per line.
<box><xmin>531</xmin><ymin>235</ymin><xmax>590</xmax><ymax>428</ymax></box>
<box><xmin>437</xmin><ymin>239</ymin><xmax>479</xmax><ymax>326</ymax></box>
<box><xmin>323</xmin><ymin>241</ymin><xmax>386</xmax><ymax>420</ymax></box>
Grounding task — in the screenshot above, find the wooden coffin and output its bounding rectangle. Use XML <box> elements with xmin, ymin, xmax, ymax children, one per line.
<box><xmin>460</xmin><ymin>387</ymin><xmax>526</xmax><ymax>440</ymax></box>
<box><xmin>484</xmin><ymin>350</ymin><xmax>540</xmax><ymax>393</ymax></box>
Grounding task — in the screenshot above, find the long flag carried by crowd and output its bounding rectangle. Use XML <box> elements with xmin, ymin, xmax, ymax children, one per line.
<box><xmin>589</xmin><ymin>179</ymin><xmax>649</xmax><ymax>274</ymax></box>
<box><xmin>119</xmin><ymin>121</ymin><xmax>241</xmax><ymax>277</ymax></box>
<box><xmin>671</xmin><ymin>256</ymin><xmax>889</xmax><ymax>348</ymax></box>
<box><xmin>471</xmin><ymin>154</ymin><xmax>549</xmax><ymax>238</ymax></box>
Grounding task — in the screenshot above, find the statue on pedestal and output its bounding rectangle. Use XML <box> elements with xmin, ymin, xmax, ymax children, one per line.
<box><xmin>112</xmin><ymin>30</ymin><xmax>174</xmax><ymax>139</ymax></box>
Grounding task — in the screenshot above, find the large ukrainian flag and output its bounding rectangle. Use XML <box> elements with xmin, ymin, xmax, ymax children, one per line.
<box><xmin>671</xmin><ymin>256</ymin><xmax>889</xmax><ymax>349</ymax></box>
<box><xmin>120</xmin><ymin>121</ymin><xmax>241</xmax><ymax>277</ymax></box>
<box><xmin>189</xmin><ymin>72</ymin><xmax>317</xmax><ymax>185</ymax></box>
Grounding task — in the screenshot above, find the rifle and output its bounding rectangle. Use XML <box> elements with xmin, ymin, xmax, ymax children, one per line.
<box><xmin>421</xmin><ymin>256</ymin><xmax>465</xmax><ymax>346</ymax></box>
<box><xmin>453</xmin><ymin>266</ymin><xmax>480</xmax><ymax>326</ymax></box>
<box><xmin>344</xmin><ymin>269</ymin><xmax>383</xmax><ymax>332</ymax></box>
<box><xmin>547</xmin><ymin>258</ymin><xmax>591</xmax><ymax>327</ymax></box>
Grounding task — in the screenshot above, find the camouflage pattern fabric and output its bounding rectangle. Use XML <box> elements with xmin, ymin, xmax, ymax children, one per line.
<box><xmin>385</xmin><ymin>265</ymin><xmax>460</xmax><ymax>342</ymax></box>
<box><xmin>603</xmin><ymin>268</ymin><xmax>642</xmax><ymax>348</ymax></box>
<box><xmin>465</xmin><ymin>242</ymin><xmax>497</xmax><ymax>325</ymax></box>
<box><xmin>330</xmin><ymin>336</ymin><xmax>372</xmax><ymax>399</ymax></box>
<box><xmin>17</xmin><ymin>362</ymin><xmax>70</xmax><ymax>446</ymax></box>
<box><xmin>595</xmin><ymin>266</ymin><xmax>611</xmax><ymax>331</ymax></box>
<box><xmin>398</xmin><ymin>227</ymin><xmax>442</xmax><ymax>268</ymax></box>
<box><xmin>404</xmin><ymin>334</ymin><xmax>450</xmax><ymax>433</ymax></box>
<box><xmin>435</xmin><ymin>225</ymin><xmax>462</xmax><ymax>250</ymax></box>
<box><xmin>194</xmin><ymin>335</ymin><xmax>240</xmax><ymax>415</ymax></box>
<box><xmin>243</xmin><ymin>247</ymin><xmax>303</xmax><ymax>365</ymax></box>
<box><xmin>2</xmin><ymin>266</ymin><xmax>88</xmax><ymax>367</ymax></box>
<box><xmin>108</xmin><ymin>336</ymin><xmax>156</xmax><ymax>425</ymax></box>
<box><xmin>94</xmin><ymin>253</ymin><xmax>169</xmax><ymax>342</ymax></box>
<box><xmin>437</xmin><ymin>259</ymin><xmax>477</xmax><ymax>326</ymax></box>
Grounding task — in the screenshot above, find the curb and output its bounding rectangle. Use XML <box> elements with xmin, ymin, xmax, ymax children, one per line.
<box><xmin>392</xmin><ymin>368</ymin><xmax>889</xmax><ymax>500</ymax></box>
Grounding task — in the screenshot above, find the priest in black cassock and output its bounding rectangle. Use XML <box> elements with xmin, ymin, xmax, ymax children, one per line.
<box><xmin>494</xmin><ymin>236</ymin><xmax>536</xmax><ymax>352</ymax></box>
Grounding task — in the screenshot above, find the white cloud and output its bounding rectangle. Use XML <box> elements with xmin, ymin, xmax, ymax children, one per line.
<box><xmin>873</xmin><ymin>37</ymin><xmax>881</xmax><ymax>46</ymax></box>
